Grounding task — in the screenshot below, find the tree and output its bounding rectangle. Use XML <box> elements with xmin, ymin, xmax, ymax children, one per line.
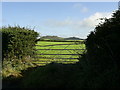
<box><xmin>86</xmin><ymin>10</ymin><xmax>120</xmax><ymax>70</ymax></box>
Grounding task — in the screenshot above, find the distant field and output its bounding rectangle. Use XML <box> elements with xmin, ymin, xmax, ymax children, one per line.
<box><xmin>33</xmin><ymin>40</ymin><xmax>86</xmax><ymax>65</ymax></box>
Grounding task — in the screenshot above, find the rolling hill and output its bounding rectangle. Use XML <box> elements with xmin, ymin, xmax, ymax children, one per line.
<box><xmin>40</xmin><ymin>36</ymin><xmax>82</xmax><ymax>40</ymax></box>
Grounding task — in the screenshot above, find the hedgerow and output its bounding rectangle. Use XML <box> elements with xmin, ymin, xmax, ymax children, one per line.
<box><xmin>1</xmin><ymin>26</ymin><xmax>39</xmax><ymax>61</ymax></box>
<box><xmin>86</xmin><ymin>10</ymin><xmax>120</xmax><ymax>69</ymax></box>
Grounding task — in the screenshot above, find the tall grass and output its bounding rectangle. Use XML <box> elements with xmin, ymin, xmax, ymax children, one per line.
<box><xmin>2</xmin><ymin>56</ymin><xmax>36</xmax><ymax>78</ymax></box>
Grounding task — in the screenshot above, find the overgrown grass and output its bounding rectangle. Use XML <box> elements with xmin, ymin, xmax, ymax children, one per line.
<box><xmin>2</xmin><ymin>56</ymin><xmax>36</xmax><ymax>78</ymax></box>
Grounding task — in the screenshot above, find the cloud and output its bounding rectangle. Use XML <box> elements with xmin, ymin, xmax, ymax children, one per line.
<box><xmin>80</xmin><ymin>12</ymin><xmax>112</xmax><ymax>28</ymax></box>
<box><xmin>73</xmin><ymin>3</ymin><xmax>89</xmax><ymax>13</ymax></box>
<box><xmin>73</xmin><ymin>3</ymin><xmax>82</xmax><ymax>8</ymax></box>
<box><xmin>44</xmin><ymin>17</ymin><xmax>73</xmax><ymax>27</ymax></box>
<box><xmin>44</xmin><ymin>12</ymin><xmax>112</xmax><ymax>30</ymax></box>
<box><xmin>81</xmin><ymin>7</ymin><xmax>88</xmax><ymax>13</ymax></box>
<box><xmin>42</xmin><ymin>12</ymin><xmax>113</xmax><ymax>38</ymax></box>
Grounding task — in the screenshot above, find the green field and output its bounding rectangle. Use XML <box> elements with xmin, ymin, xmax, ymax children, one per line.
<box><xmin>33</xmin><ymin>40</ymin><xmax>86</xmax><ymax>65</ymax></box>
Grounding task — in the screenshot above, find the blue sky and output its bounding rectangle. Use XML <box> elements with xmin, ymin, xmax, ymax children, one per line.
<box><xmin>2</xmin><ymin>2</ymin><xmax>118</xmax><ymax>39</ymax></box>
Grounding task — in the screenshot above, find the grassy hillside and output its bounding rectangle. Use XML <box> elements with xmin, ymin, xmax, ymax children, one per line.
<box><xmin>64</xmin><ymin>37</ymin><xmax>82</xmax><ymax>40</ymax></box>
<box><xmin>40</xmin><ymin>36</ymin><xmax>83</xmax><ymax>41</ymax></box>
<box><xmin>40</xmin><ymin>36</ymin><xmax>64</xmax><ymax>40</ymax></box>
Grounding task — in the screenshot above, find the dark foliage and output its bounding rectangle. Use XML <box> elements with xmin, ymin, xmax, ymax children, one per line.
<box><xmin>86</xmin><ymin>10</ymin><xmax>120</xmax><ymax>70</ymax></box>
<box><xmin>1</xmin><ymin>26</ymin><xmax>39</xmax><ymax>60</ymax></box>
<box><xmin>82</xmin><ymin>10</ymin><xmax>120</xmax><ymax>88</ymax></box>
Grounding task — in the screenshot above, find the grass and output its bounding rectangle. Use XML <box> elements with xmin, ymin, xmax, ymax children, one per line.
<box><xmin>2</xmin><ymin>56</ymin><xmax>36</xmax><ymax>78</ymax></box>
<box><xmin>2</xmin><ymin>40</ymin><xmax>85</xmax><ymax>77</ymax></box>
<box><xmin>3</xmin><ymin>40</ymin><xmax>120</xmax><ymax>88</ymax></box>
<box><xmin>33</xmin><ymin>40</ymin><xmax>86</xmax><ymax>65</ymax></box>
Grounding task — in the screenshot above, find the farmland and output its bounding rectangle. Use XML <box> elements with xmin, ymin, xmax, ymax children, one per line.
<box><xmin>33</xmin><ymin>40</ymin><xmax>86</xmax><ymax>65</ymax></box>
<box><xmin>2</xmin><ymin>8</ymin><xmax>120</xmax><ymax>89</ymax></box>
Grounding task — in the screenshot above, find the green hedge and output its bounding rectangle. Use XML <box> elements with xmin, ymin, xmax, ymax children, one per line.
<box><xmin>86</xmin><ymin>10</ymin><xmax>120</xmax><ymax>69</ymax></box>
<box><xmin>1</xmin><ymin>26</ymin><xmax>39</xmax><ymax>60</ymax></box>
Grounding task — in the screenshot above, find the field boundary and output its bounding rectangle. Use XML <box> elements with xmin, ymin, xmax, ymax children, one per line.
<box><xmin>34</xmin><ymin>49</ymin><xmax>85</xmax><ymax>50</ymax></box>
<box><xmin>35</xmin><ymin>43</ymin><xmax>82</xmax><ymax>47</ymax></box>
<box><xmin>35</xmin><ymin>54</ymin><xmax>82</xmax><ymax>55</ymax></box>
<box><xmin>36</xmin><ymin>39</ymin><xmax>85</xmax><ymax>42</ymax></box>
<box><xmin>33</xmin><ymin>40</ymin><xmax>86</xmax><ymax>64</ymax></box>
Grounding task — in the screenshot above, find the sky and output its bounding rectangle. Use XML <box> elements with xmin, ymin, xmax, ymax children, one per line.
<box><xmin>2</xmin><ymin>2</ymin><xmax>118</xmax><ymax>39</ymax></box>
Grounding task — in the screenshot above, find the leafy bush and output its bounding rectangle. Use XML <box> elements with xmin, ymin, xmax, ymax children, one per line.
<box><xmin>79</xmin><ymin>10</ymin><xmax>120</xmax><ymax>88</ymax></box>
<box><xmin>1</xmin><ymin>26</ymin><xmax>39</xmax><ymax>77</ymax></box>
<box><xmin>2</xmin><ymin>56</ymin><xmax>36</xmax><ymax>78</ymax></box>
<box><xmin>86</xmin><ymin>10</ymin><xmax>120</xmax><ymax>70</ymax></box>
<box><xmin>1</xmin><ymin>26</ymin><xmax>39</xmax><ymax>60</ymax></box>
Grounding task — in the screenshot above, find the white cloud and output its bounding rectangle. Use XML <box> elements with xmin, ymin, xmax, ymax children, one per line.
<box><xmin>73</xmin><ymin>3</ymin><xmax>82</xmax><ymax>8</ymax></box>
<box><xmin>73</xmin><ymin>3</ymin><xmax>89</xmax><ymax>13</ymax></box>
<box><xmin>80</xmin><ymin>12</ymin><xmax>112</xmax><ymax>28</ymax></box>
<box><xmin>42</xmin><ymin>12</ymin><xmax>113</xmax><ymax>38</ymax></box>
<box><xmin>81</xmin><ymin>7</ymin><xmax>88</xmax><ymax>13</ymax></box>
<box><xmin>44</xmin><ymin>17</ymin><xmax>73</xmax><ymax>27</ymax></box>
<box><xmin>44</xmin><ymin>12</ymin><xmax>112</xmax><ymax>29</ymax></box>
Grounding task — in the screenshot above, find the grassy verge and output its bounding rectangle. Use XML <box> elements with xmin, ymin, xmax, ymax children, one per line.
<box><xmin>2</xmin><ymin>56</ymin><xmax>36</xmax><ymax>78</ymax></box>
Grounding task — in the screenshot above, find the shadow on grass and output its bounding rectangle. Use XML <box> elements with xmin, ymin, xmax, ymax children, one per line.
<box><xmin>2</xmin><ymin>55</ymin><xmax>120</xmax><ymax>89</ymax></box>
<box><xmin>2</xmin><ymin>60</ymin><xmax>86</xmax><ymax>89</ymax></box>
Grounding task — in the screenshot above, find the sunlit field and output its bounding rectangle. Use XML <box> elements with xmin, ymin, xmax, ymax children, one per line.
<box><xmin>33</xmin><ymin>40</ymin><xmax>86</xmax><ymax>65</ymax></box>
